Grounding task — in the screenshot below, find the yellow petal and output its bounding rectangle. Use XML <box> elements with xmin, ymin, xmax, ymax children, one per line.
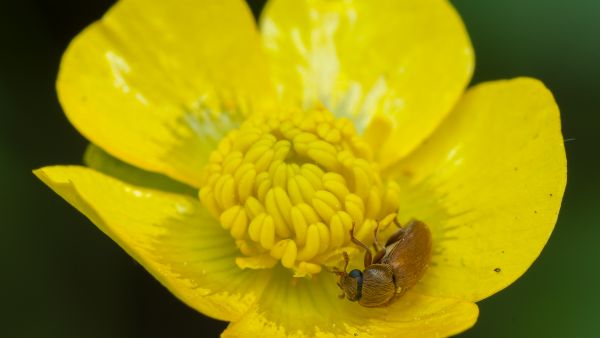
<box><xmin>260</xmin><ymin>0</ymin><xmax>473</xmax><ymax>166</ymax></box>
<box><xmin>34</xmin><ymin>165</ymin><xmax>271</xmax><ymax>321</ymax></box>
<box><xmin>58</xmin><ymin>0</ymin><xmax>273</xmax><ymax>187</ymax></box>
<box><xmin>222</xmin><ymin>270</ymin><xmax>478</xmax><ymax>337</ymax></box>
<box><xmin>386</xmin><ymin>78</ymin><xmax>567</xmax><ymax>302</ymax></box>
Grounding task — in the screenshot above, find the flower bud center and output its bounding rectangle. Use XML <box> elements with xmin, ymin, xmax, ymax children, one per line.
<box><xmin>199</xmin><ymin>109</ymin><xmax>399</xmax><ymax>276</ymax></box>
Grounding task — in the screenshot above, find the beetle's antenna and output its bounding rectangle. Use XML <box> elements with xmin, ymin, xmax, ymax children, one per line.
<box><xmin>326</xmin><ymin>251</ymin><xmax>350</xmax><ymax>276</ymax></box>
<box><xmin>342</xmin><ymin>251</ymin><xmax>350</xmax><ymax>273</ymax></box>
<box><xmin>350</xmin><ymin>222</ymin><xmax>373</xmax><ymax>268</ymax></box>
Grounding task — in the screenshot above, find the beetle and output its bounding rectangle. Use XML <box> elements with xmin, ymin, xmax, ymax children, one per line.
<box><xmin>333</xmin><ymin>219</ymin><xmax>432</xmax><ymax>307</ymax></box>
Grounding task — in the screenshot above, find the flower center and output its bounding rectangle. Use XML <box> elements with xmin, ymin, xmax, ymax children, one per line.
<box><xmin>199</xmin><ymin>109</ymin><xmax>399</xmax><ymax>276</ymax></box>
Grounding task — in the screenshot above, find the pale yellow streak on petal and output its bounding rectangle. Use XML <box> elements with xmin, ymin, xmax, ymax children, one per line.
<box><xmin>261</xmin><ymin>0</ymin><xmax>473</xmax><ymax>166</ymax></box>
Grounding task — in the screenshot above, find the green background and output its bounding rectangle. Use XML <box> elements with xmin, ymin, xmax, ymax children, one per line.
<box><xmin>1</xmin><ymin>0</ymin><xmax>598</xmax><ymax>337</ymax></box>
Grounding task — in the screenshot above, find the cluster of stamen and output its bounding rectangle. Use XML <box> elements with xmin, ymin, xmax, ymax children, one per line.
<box><xmin>199</xmin><ymin>109</ymin><xmax>399</xmax><ymax>276</ymax></box>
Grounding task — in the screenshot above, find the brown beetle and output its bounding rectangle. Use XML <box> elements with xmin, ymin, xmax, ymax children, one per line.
<box><xmin>334</xmin><ymin>219</ymin><xmax>432</xmax><ymax>307</ymax></box>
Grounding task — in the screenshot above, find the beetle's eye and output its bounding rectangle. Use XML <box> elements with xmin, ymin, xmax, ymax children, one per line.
<box><xmin>349</xmin><ymin>269</ymin><xmax>362</xmax><ymax>279</ymax></box>
<box><xmin>348</xmin><ymin>269</ymin><xmax>364</xmax><ymax>301</ymax></box>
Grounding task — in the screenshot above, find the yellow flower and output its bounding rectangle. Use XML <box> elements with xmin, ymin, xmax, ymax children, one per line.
<box><xmin>35</xmin><ymin>0</ymin><xmax>566</xmax><ymax>336</ymax></box>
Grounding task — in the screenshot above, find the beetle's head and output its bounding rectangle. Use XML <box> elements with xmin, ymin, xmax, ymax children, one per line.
<box><xmin>336</xmin><ymin>269</ymin><xmax>363</xmax><ymax>302</ymax></box>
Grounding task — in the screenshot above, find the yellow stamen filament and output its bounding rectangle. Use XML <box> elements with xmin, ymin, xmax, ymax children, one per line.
<box><xmin>199</xmin><ymin>109</ymin><xmax>400</xmax><ymax>277</ymax></box>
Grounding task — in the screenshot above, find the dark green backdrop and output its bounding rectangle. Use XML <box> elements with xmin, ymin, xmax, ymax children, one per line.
<box><xmin>1</xmin><ymin>0</ymin><xmax>598</xmax><ymax>337</ymax></box>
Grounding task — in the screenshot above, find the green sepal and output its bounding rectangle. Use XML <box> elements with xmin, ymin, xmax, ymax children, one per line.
<box><xmin>84</xmin><ymin>144</ymin><xmax>197</xmax><ymax>196</ymax></box>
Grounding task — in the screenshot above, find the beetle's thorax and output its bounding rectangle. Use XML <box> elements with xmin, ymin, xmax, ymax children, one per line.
<box><xmin>339</xmin><ymin>264</ymin><xmax>396</xmax><ymax>307</ymax></box>
<box><xmin>357</xmin><ymin>264</ymin><xmax>396</xmax><ymax>307</ymax></box>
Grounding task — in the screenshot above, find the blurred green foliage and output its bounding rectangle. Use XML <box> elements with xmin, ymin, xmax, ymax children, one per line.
<box><xmin>1</xmin><ymin>0</ymin><xmax>598</xmax><ymax>337</ymax></box>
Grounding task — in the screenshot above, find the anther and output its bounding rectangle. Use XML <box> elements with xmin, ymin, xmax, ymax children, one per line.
<box><xmin>199</xmin><ymin>109</ymin><xmax>399</xmax><ymax>276</ymax></box>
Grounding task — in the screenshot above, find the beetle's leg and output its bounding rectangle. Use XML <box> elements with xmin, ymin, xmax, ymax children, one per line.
<box><xmin>384</xmin><ymin>227</ymin><xmax>405</xmax><ymax>247</ymax></box>
<box><xmin>350</xmin><ymin>222</ymin><xmax>373</xmax><ymax>268</ymax></box>
<box><xmin>373</xmin><ymin>221</ymin><xmax>383</xmax><ymax>252</ymax></box>
<box><xmin>372</xmin><ymin>249</ymin><xmax>386</xmax><ymax>264</ymax></box>
<box><xmin>371</xmin><ymin>221</ymin><xmax>387</xmax><ymax>263</ymax></box>
<box><xmin>385</xmin><ymin>218</ymin><xmax>414</xmax><ymax>246</ymax></box>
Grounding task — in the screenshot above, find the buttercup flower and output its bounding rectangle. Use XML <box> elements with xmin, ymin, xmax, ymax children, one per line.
<box><xmin>35</xmin><ymin>0</ymin><xmax>566</xmax><ymax>336</ymax></box>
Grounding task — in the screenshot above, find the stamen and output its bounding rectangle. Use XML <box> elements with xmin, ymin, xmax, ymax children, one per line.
<box><xmin>199</xmin><ymin>109</ymin><xmax>399</xmax><ymax>276</ymax></box>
